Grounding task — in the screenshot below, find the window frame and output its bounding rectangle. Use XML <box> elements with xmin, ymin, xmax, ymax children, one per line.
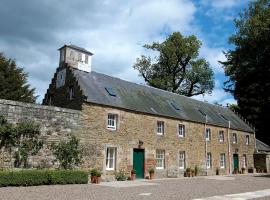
<box><xmin>156</xmin><ymin>150</ymin><xmax>165</xmax><ymax>169</ymax></box>
<box><xmin>232</xmin><ymin>133</ymin><xmax>237</xmax><ymax>144</ymax></box>
<box><xmin>106</xmin><ymin>147</ymin><xmax>116</xmax><ymax>170</ymax></box>
<box><xmin>245</xmin><ymin>135</ymin><xmax>250</xmax><ymax>145</ymax></box>
<box><xmin>206</xmin><ymin>152</ymin><xmax>212</xmax><ymax>169</ymax></box>
<box><xmin>179</xmin><ymin>151</ymin><xmax>186</xmax><ymax>169</ymax></box>
<box><xmin>205</xmin><ymin>128</ymin><xmax>211</xmax><ymax>141</ymax></box>
<box><xmin>157</xmin><ymin>121</ymin><xmax>165</xmax><ymax>135</ymax></box>
<box><xmin>107</xmin><ymin>113</ymin><xmax>118</xmax><ymax>130</ymax></box>
<box><xmin>178</xmin><ymin>124</ymin><xmax>185</xmax><ymax>138</ymax></box>
<box><xmin>219</xmin><ymin>130</ymin><xmax>225</xmax><ymax>142</ymax></box>
<box><xmin>220</xmin><ymin>153</ymin><xmax>226</xmax><ymax>169</ymax></box>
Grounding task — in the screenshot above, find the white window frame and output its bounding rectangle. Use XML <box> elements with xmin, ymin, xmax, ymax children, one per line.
<box><xmin>157</xmin><ymin>121</ymin><xmax>164</xmax><ymax>135</ymax></box>
<box><xmin>219</xmin><ymin>131</ymin><xmax>224</xmax><ymax>142</ymax></box>
<box><xmin>179</xmin><ymin>151</ymin><xmax>186</xmax><ymax>169</ymax></box>
<box><xmin>205</xmin><ymin>128</ymin><xmax>211</xmax><ymax>141</ymax></box>
<box><xmin>106</xmin><ymin>147</ymin><xmax>116</xmax><ymax>170</ymax></box>
<box><xmin>232</xmin><ymin>133</ymin><xmax>237</xmax><ymax>144</ymax></box>
<box><xmin>156</xmin><ymin>150</ymin><xmax>165</xmax><ymax>169</ymax></box>
<box><xmin>107</xmin><ymin>113</ymin><xmax>118</xmax><ymax>130</ymax></box>
<box><xmin>206</xmin><ymin>153</ymin><xmax>212</xmax><ymax>169</ymax></box>
<box><xmin>220</xmin><ymin>153</ymin><xmax>226</xmax><ymax>169</ymax></box>
<box><xmin>243</xmin><ymin>154</ymin><xmax>247</xmax><ymax>168</ymax></box>
<box><xmin>178</xmin><ymin>124</ymin><xmax>185</xmax><ymax>138</ymax></box>
<box><xmin>245</xmin><ymin>135</ymin><xmax>250</xmax><ymax>145</ymax></box>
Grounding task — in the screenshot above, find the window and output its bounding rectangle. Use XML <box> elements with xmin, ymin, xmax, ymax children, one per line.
<box><xmin>206</xmin><ymin>153</ymin><xmax>212</xmax><ymax>169</ymax></box>
<box><xmin>85</xmin><ymin>55</ymin><xmax>88</xmax><ymax>64</ymax></box>
<box><xmin>243</xmin><ymin>154</ymin><xmax>247</xmax><ymax>168</ymax></box>
<box><xmin>157</xmin><ymin>121</ymin><xmax>164</xmax><ymax>135</ymax></box>
<box><xmin>69</xmin><ymin>86</ymin><xmax>74</xmax><ymax>100</ymax></box>
<box><xmin>178</xmin><ymin>124</ymin><xmax>185</xmax><ymax>138</ymax></box>
<box><xmin>170</xmin><ymin>101</ymin><xmax>180</xmax><ymax>111</ymax></box>
<box><xmin>179</xmin><ymin>151</ymin><xmax>186</xmax><ymax>169</ymax></box>
<box><xmin>156</xmin><ymin>150</ymin><xmax>165</xmax><ymax>169</ymax></box>
<box><xmin>245</xmin><ymin>135</ymin><xmax>250</xmax><ymax>145</ymax></box>
<box><xmin>107</xmin><ymin>114</ymin><xmax>118</xmax><ymax>130</ymax></box>
<box><xmin>219</xmin><ymin>131</ymin><xmax>225</xmax><ymax>142</ymax></box>
<box><xmin>220</xmin><ymin>153</ymin><xmax>226</xmax><ymax>169</ymax></box>
<box><xmin>106</xmin><ymin>147</ymin><xmax>116</xmax><ymax>170</ymax></box>
<box><xmin>105</xmin><ymin>87</ymin><xmax>117</xmax><ymax>97</ymax></box>
<box><xmin>232</xmin><ymin>133</ymin><xmax>237</xmax><ymax>144</ymax></box>
<box><xmin>205</xmin><ymin>128</ymin><xmax>211</xmax><ymax>141</ymax></box>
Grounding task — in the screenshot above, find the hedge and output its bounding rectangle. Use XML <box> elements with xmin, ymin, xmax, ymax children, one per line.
<box><xmin>0</xmin><ymin>170</ymin><xmax>89</xmax><ymax>187</ymax></box>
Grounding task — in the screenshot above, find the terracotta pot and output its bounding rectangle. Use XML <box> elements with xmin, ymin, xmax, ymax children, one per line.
<box><xmin>131</xmin><ymin>173</ymin><xmax>136</xmax><ymax>181</ymax></box>
<box><xmin>191</xmin><ymin>172</ymin><xmax>195</xmax><ymax>177</ymax></box>
<box><xmin>149</xmin><ymin>172</ymin><xmax>154</xmax><ymax>180</ymax></box>
<box><xmin>91</xmin><ymin>176</ymin><xmax>97</xmax><ymax>183</ymax></box>
<box><xmin>96</xmin><ymin>176</ymin><xmax>101</xmax><ymax>184</ymax></box>
<box><xmin>187</xmin><ymin>172</ymin><xmax>191</xmax><ymax>177</ymax></box>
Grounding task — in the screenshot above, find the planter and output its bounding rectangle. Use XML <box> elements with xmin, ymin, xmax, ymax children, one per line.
<box><xmin>131</xmin><ymin>173</ymin><xmax>136</xmax><ymax>181</ymax></box>
<box><xmin>233</xmin><ymin>168</ymin><xmax>238</xmax><ymax>174</ymax></box>
<box><xmin>149</xmin><ymin>172</ymin><xmax>154</xmax><ymax>180</ymax></box>
<box><xmin>191</xmin><ymin>172</ymin><xmax>195</xmax><ymax>177</ymax></box>
<box><xmin>96</xmin><ymin>176</ymin><xmax>101</xmax><ymax>184</ymax></box>
<box><xmin>91</xmin><ymin>176</ymin><xmax>97</xmax><ymax>183</ymax></box>
<box><xmin>187</xmin><ymin>172</ymin><xmax>191</xmax><ymax>177</ymax></box>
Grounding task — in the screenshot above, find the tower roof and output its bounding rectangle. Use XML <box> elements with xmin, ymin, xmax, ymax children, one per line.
<box><xmin>58</xmin><ymin>44</ymin><xmax>93</xmax><ymax>55</ymax></box>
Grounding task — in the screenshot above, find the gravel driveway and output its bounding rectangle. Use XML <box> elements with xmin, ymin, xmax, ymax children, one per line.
<box><xmin>0</xmin><ymin>174</ymin><xmax>270</xmax><ymax>200</ymax></box>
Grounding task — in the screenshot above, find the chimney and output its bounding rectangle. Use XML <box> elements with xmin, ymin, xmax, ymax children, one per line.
<box><xmin>58</xmin><ymin>44</ymin><xmax>93</xmax><ymax>72</ymax></box>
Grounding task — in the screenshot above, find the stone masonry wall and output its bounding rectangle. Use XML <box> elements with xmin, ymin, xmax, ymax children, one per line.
<box><xmin>79</xmin><ymin>103</ymin><xmax>255</xmax><ymax>180</ymax></box>
<box><xmin>0</xmin><ymin>99</ymin><xmax>82</xmax><ymax>168</ymax></box>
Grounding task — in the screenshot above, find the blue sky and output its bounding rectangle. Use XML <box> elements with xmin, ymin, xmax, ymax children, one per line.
<box><xmin>0</xmin><ymin>0</ymin><xmax>249</xmax><ymax>104</ymax></box>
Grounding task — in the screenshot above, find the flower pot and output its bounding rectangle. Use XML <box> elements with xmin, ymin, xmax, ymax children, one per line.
<box><xmin>91</xmin><ymin>176</ymin><xmax>97</xmax><ymax>183</ymax></box>
<box><xmin>131</xmin><ymin>173</ymin><xmax>136</xmax><ymax>181</ymax></box>
<box><xmin>96</xmin><ymin>176</ymin><xmax>101</xmax><ymax>184</ymax></box>
<box><xmin>149</xmin><ymin>172</ymin><xmax>154</xmax><ymax>180</ymax></box>
<box><xmin>191</xmin><ymin>172</ymin><xmax>195</xmax><ymax>177</ymax></box>
<box><xmin>187</xmin><ymin>172</ymin><xmax>191</xmax><ymax>177</ymax></box>
<box><xmin>233</xmin><ymin>168</ymin><xmax>238</xmax><ymax>174</ymax></box>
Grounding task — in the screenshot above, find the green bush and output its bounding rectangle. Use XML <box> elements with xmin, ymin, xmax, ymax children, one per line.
<box><xmin>0</xmin><ymin>169</ymin><xmax>88</xmax><ymax>187</ymax></box>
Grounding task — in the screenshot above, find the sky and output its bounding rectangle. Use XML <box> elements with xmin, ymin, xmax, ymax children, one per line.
<box><xmin>0</xmin><ymin>0</ymin><xmax>249</xmax><ymax>104</ymax></box>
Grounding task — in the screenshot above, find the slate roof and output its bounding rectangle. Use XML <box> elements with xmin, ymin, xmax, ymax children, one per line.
<box><xmin>256</xmin><ymin>139</ymin><xmax>270</xmax><ymax>152</ymax></box>
<box><xmin>58</xmin><ymin>44</ymin><xmax>93</xmax><ymax>55</ymax></box>
<box><xmin>72</xmin><ymin>69</ymin><xmax>254</xmax><ymax>133</ymax></box>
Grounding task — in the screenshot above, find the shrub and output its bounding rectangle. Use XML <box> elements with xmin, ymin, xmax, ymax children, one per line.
<box><xmin>115</xmin><ymin>169</ymin><xmax>127</xmax><ymax>181</ymax></box>
<box><xmin>148</xmin><ymin>168</ymin><xmax>155</xmax><ymax>174</ymax></box>
<box><xmin>0</xmin><ymin>169</ymin><xmax>88</xmax><ymax>187</ymax></box>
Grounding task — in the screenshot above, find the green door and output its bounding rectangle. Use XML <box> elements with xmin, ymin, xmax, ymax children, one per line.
<box><xmin>233</xmin><ymin>154</ymin><xmax>239</xmax><ymax>170</ymax></box>
<box><xmin>133</xmin><ymin>149</ymin><xmax>144</xmax><ymax>179</ymax></box>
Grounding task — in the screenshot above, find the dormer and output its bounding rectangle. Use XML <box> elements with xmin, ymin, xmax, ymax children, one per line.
<box><xmin>58</xmin><ymin>44</ymin><xmax>93</xmax><ymax>73</ymax></box>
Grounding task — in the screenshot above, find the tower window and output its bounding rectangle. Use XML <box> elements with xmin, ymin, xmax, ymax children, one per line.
<box><xmin>69</xmin><ymin>86</ymin><xmax>75</xmax><ymax>100</ymax></box>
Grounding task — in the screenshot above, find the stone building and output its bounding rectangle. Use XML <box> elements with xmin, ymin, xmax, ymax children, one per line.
<box><xmin>254</xmin><ymin>139</ymin><xmax>270</xmax><ymax>173</ymax></box>
<box><xmin>43</xmin><ymin>44</ymin><xmax>256</xmax><ymax>179</ymax></box>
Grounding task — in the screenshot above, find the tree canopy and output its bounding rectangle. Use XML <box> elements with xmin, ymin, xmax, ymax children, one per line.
<box><xmin>221</xmin><ymin>0</ymin><xmax>270</xmax><ymax>144</ymax></box>
<box><xmin>0</xmin><ymin>53</ymin><xmax>36</xmax><ymax>103</ymax></box>
<box><xmin>133</xmin><ymin>32</ymin><xmax>214</xmax><ymax>97</ymax></box>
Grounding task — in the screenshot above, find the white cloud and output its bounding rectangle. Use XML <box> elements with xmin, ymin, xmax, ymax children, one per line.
<box><xmin>200</xmin><ymin>46</ymin><xmax>226</xmax><ymax>74</ymax></box>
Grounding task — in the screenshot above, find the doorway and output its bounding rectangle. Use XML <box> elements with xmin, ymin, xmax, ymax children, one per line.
<box><xmin>133</xmin><ymin>149</ymin><xmax>144</xmax><ymax>179</ymax></box>
<box><xmin>233</xmin><ymin>154</ymin><xmax>239</xmax><ymax>170</ymax></box>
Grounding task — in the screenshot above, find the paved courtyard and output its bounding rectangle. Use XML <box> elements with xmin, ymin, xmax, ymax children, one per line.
<box><xmin>0</xmin><ymin>174</ymin><xmax>270</xmax><ymax>200</ymax></box>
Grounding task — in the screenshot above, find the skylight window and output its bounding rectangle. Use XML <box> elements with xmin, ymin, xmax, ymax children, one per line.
<box><xmin>198</xmin><ymin>109</ymin><xmax>207</xmax><ymax>117</ymax></box>
<box><xmin>105</xmin><ymin>87</ymin><xmax>117</xmax><ymax>97</ymax></box>
<box><xmin>220</xmin><ymin>114</ymin><xmax>229</xmax><ymax>121</ymax></box>
<box><xmin>170</xmin><ymin>101</ymin><xmax>180</xmax><ymax>111</ymax></box>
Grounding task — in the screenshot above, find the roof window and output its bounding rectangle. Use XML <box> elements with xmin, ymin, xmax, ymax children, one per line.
<box><xmin>105</xmin><ymin>87</ymin><xmax>117</xmax><ymax>97</ymax></box>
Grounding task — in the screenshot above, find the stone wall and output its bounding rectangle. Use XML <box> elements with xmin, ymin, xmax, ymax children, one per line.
<box><xmin>79</xmin><ymin>103</ymin><xmax>255</xmax><ymax>180</ymax></box>
<box><xmin>0</xmin><ymin>99</ymin><xmax>82</xmax><ymax>168</ymax></box>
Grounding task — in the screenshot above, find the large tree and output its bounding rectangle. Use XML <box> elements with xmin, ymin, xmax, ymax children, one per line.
<box><xmin>221</xmin><ymin>0</ymin><xmax>270</xmax><ymax>144</ymax></box>
<box><xmin>133</xmin><ymin>32</ymin><xmax>214</xmax><ymax>97</ymax></box>
<box><xmin>0</xmin><ymin>53</ymin><xmax>36</xmax><ymax>103</ymax></box>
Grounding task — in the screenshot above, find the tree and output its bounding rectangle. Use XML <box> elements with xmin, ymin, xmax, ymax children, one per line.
<box><xmin>0</xmin><ymin>53</ymin><xmax>36</xmax><ymax>103</ymax></box>
<box><xmin>133</xmin><ymin>32</ymin><xmax>214</xmax><ymax>97</ymax></box>
<box><xmin>51</xmin><ymin>135</ymin><xmax>82</xmax><ymax>169</ymax></box>
<box><xmin>220</xmin><ymin>0</ymin><xmax>270</xmax><ymax>144</ymax></box>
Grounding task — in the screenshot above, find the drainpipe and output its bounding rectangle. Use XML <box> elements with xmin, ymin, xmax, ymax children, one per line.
<box><xmin>227</xmin><ymin>120</ymin><xmax>231</xmax><ymax>174</ymax></box>
<box><xmin>204</xmin><ymin>115</ymin><xmax>208</xmax><ymax>176</ymax></box>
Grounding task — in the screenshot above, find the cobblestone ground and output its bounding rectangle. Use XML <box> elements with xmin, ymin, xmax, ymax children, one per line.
<box><xmin>0</xmin><ymin>174</ymin><xmax>270</xmax><ymax>200</ymax></box>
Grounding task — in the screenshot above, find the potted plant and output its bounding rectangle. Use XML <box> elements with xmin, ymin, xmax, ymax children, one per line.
<box><xmin>233</xmin><ymin>167</ymin><xmax>238</xmax><ymax>174</ymax></box>
<box><xmin>186</xmin><ymin>167</ymin><xmax>191</xmax><ymax>177</ymax></box>
<box><xmin>131</xmin><ymin>169</ymin><xmax>136</xmax><ymax>181</ymax></box>
<box><xmin>191</xmin><ymin>168</ymin><xmax>195</xmax><ymax>177</ymax></box>
<box><xmin>96</xmin><ymin>171</ymin><xmax>102</xmax><ymax>184</ymax></box>
<box><xmin>148</xmin><ymin>168</ymin><xmax>155</xmax><ymax>180</ymax></box>
<box><xmin>241</xmin><ymin>167</ymin><xmax>246</xmax><ymax>174</ymax></box>
<box><xmin>90</xmin><ymin>168</ymin><xmax>98</xmax><ymax>183</ymax></box>
<box><xmin>115</xmin><ymin>169</ymin><xmax>127</xmax><ymax>181</ymax></box>
<box><xmin>216</xmin><ymin>168</ymin><xmax>220</xmax><ymax>175</ymax></box>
